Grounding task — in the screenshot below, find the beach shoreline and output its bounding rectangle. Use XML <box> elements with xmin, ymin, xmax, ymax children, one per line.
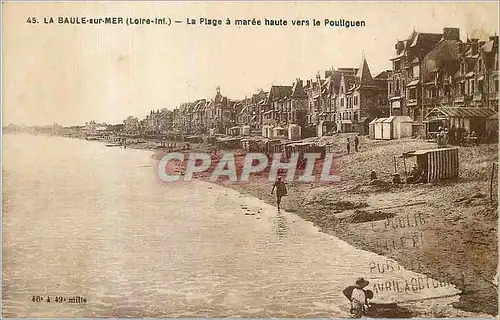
<box><xmin>21</xmin><ymin>132</ymin><xmax>498</xmax><ymax>317</ymax></box>
<box><xmin>148</xmin><ymin>134</ymin><xmax>498</xmax><ymax>317</ymax></box>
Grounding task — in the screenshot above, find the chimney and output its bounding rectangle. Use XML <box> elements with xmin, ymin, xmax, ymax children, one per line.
<box><xmin>306</xmin><ymin>80</ymin><xmax>311</xmax><ymax>87</ymax></box>
<box><xmin>471</xmin><ymin>38</ymin><xmax>479</xmax><ymax>55</ymax></box>
<box><xmin>443</xmin><ymin>27</ymin><xmax>460</xmax><ymax>41</ymax></box>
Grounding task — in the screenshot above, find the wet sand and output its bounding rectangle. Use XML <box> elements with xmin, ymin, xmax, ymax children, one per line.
<box><xmin>154</xmin><ymin>135</ymin><xmax>498</xmax><ymax>316</ymax></box>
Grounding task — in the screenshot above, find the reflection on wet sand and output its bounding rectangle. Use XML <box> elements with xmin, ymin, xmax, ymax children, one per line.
<box><xmin>273</xmin><ymin>212</ymin><xmax>288</xmax><ymax>241</ymax></box>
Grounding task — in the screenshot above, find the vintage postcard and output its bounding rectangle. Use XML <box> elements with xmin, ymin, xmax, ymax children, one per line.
<box><xmin>2</xmin><ymin>1</ymin><xmax>499</xmax><ymax>318</ymax></box>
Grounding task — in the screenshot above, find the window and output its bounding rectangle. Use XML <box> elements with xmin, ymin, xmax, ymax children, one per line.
<box><xmin>470</xmin><ymin>79</ymin><xmax>475</xmax><ymax>94</ymax></box>
<box><xmin>394</xmin><ymin>60</ymin><xmax>401</xmax><ymax>71</ymax></box>
<box><xmin>413</xmin><ymin>65</ymin><xmax>420</xmax><ymax>78</ymax></box>
<box><xmin>495</xmin><ymin>79</ymin><xmax>499</xmax><ymax>93</ymax></box>
<box><xmin>478</xmin><ymin>80</ymin><xmax>483</xmax><ymax>93</ymax></box>
<box><xmin>354</xmin><ymin>96</ymin><xmax>358</xmax><ymax>105</ymax></box>
<box><xmin>354</xmin><ymin>113</ymin><xmax>358</xmax><ymax>121</ymax></box>
<box><xmin>341</xmin><ymin>98</ymin><xmax>344</xmax><ymax>107</ymax></box>
<box><xmin>409</xmin><ymin>88</ymin><xmax>416</xmax><ymax>100</ymax></box>
<box><xmin>478</xmin><ymin>60</ymin><xmax>483</xmax><ymax>73</ymax></box>
<box><xmin>389</xmin><ymin>83</ymin><xmax>393</xmax><ymax>93</ymax></box>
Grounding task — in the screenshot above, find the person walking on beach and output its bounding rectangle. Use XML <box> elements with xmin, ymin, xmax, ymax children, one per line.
<box><xmin>271</xmin><ymin>177</ymin><xmax>287</xmax><ymax>210</ymax></box>
<box><xmin>354</xmin><ymin>135</ymin><xmax>359</xmax><ymax>152</ymax></box>
<box><xmin>347</xmin><ymin>137</ymin><xmax>351</xmax><ymax>154</ymax></box>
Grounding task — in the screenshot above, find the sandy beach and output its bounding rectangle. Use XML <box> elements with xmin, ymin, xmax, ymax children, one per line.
<box><xmin>150</xmin><ymin>134</ymin><xmax>499</xmax><ymax>316</ymax></box>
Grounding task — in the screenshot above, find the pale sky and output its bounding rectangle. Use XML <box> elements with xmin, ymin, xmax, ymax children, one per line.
<box><xmin>3</xmin><ymin>1</ymin><xmax>499</xmax><ymax>126</ymax></box>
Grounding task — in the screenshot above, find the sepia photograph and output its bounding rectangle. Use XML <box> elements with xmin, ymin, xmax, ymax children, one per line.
<box><xmin>2</xmin><ymin>1</ymin><xmax>499</xmax><ymax>318</ymax></box>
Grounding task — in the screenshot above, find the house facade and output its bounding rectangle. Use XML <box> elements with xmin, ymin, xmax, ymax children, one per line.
<box><xmin>336</xmin><ymin>57</ymin><xmax>389</xmax><ymax>133</ymax></box>
<box><xmin>388</xmin><ymin>29</ymin><xmax>444</xmax><ymax>121</ymax></box>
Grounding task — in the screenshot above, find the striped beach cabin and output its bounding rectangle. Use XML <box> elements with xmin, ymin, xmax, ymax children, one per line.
<box><xmin>402</xmin><ymin>147</ymin><xmax>459</xmax><ymax>182</ymax></box>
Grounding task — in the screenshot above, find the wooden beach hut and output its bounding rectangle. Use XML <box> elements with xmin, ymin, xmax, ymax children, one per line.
<box><xmin>401</xmin><ymin>147</ymin><xmax>459</xmax><ymax>182</ymax></box>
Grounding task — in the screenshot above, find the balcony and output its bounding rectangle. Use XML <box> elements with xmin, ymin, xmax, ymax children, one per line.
<box><xmin>407</xmin><ymin>98</ymin><xmax>417</xmax><ymax>106</ymax></box>
<box><xmin>454</xmin><ymin>95</ymin><xmax>465</xmax><ymax>103</ymax></box>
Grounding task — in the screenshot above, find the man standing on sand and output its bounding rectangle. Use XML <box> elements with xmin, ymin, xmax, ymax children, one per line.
<box><xmin>354</xmin><ymin>135</ymin><xmax>359</xmax><ymax>152</ymax></box>
<box><xmin>343</xmin><ymin>278</ymin><xmax>370</xmax><ymax>318</ymax></box>
<box><xmin>271</xmin><ymin>177</ymin><xmax>287</xmax><ymax>210</ymax></box>
<box><xmin>347</xmin><ymin>137</ymin><xmax>351</xmax><ymax>154</ymax></box>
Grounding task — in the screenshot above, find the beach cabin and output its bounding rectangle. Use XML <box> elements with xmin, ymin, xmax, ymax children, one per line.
<box><xmin>262</xmin><ymin>125</ymin><xmax>272</xmax><ymax>138</ymax></box>
<box><xmin>272</xmin><ymin>126</ymin><xmax>287</xmax><ymax>138</ymax></box>
<box><xmin>381</xmin><ymin>116</ymin><xmax>413</xmax><ymax>140</ymax></box>
<box><xmin>228</xmin><ymin>126</ymin><xmax>240</xmax><ymax>136</ymax></box>
<box><xmin>401</xmin><ymin>147</ymin><xmax>459</xmax><ymax>182</ymax></box>
<box><xmin>371</xmin><ymin>116</ymin><xmax>413</xmax><ymax>140</ymax></box>
<box><xmin>288</xmin><ymin>124</ymin><xmax>302</xmax><ymax>141</ymax></box>
<box><xmin>241</xmin><ymin>125</ymin><xmax>251</xmax><ymax>136</ymax></box>
<box><xmin>368</xmin><ymin>118</ymin><xmax>377</xmax><ymax>139</ymax></box>
<box><xmin>373</xmin><ymin>118</ymin><xmax>385</xmax><ymax>140</ymax></box>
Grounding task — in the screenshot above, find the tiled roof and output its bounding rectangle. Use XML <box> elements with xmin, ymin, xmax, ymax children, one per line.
<box><xmin>268</xmin><ymin>85</ymin><xmax>293</xmax><ymax>101</ymax></box>
<box><xmin>343</xmin><ymin>74</ymin><xmax>357</xmax><ymax>89</ymax></box>
<box><xmin>374</xmin><ymin>70</ymin><xmax>390</xmax><ymax>80</ymax></box>
<box><xmin>410</xmin><ymin>33</ymin><xmax>442</xmax><ymax>49</ymax></box>
<box><xmin>356</xmin><ymin>58</ymin><xmax>373</xmax><ymax>82</ymax></box>
<box><xmin>426</xmin><ymin>106</ymin><xmax>497</xmax><ymax>119</ymax></box>
<box><xmin>421</xmin><ymin>39</ymin><xmax>461</xmax><ymax>82</ymax></box>
<box><xmin>291</xmin><ymin>80</ymin><xmax>308</xmax><ymax>98</ymax></box>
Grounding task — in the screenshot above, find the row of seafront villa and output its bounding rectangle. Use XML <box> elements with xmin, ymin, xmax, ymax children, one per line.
<box><xmin>112</xmin><ymin>27</ymin><xmax>498</xmax><ymax>142</ymax></box>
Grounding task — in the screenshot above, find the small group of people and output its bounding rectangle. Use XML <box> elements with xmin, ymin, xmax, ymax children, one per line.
<box><xmin>343</xmin><ymin>277</ymin><xmax>373</xmax><ymax>318</ymax></box>
<box><xmin>370</xmin><ymin>166</ymin><xmax>424</xmax><ymax>185</ymax></box>
<box><xmin>406</xmin><ymin>164</ymin><xmax>426</xmax><ymax>184</ymax></box>
<box><xmin>437</xmin><ymin>125</ymin><xmax>480</xmax><ymax>147</ymax></box>
<box><xmin>161</xmin><ymin>140</ymin><xmax>177</xmax><ymax>151</ymax></box>
<box><xmin>446</xmin><ymin>125</ymin><xmax>468</xmax><ymax>146</ymax></box>
<box><xmin>346</xmin><ymin>135</ymin><xmax>360</xmax><ymax>154</ymax></box>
